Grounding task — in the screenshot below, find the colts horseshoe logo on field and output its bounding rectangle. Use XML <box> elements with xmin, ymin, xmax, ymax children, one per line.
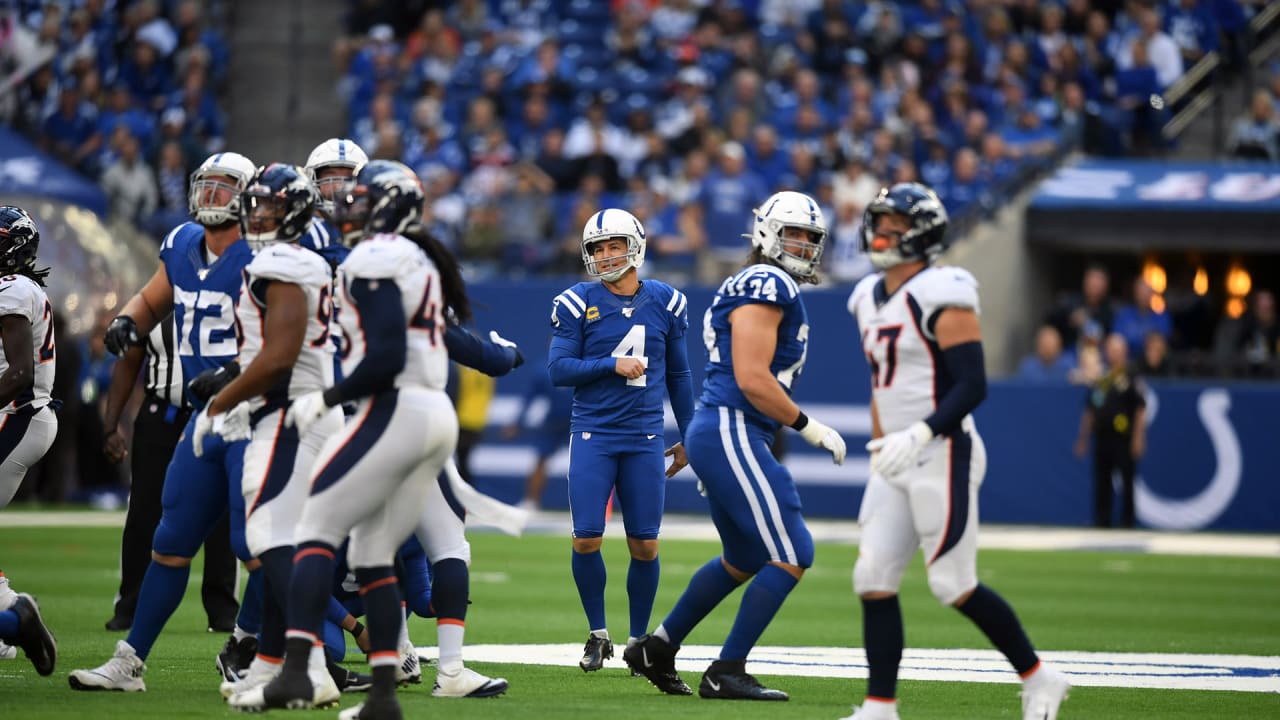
<box><xmin>1135</xmin><ymin>388</ymin><xmax>1241</xmax><ymax>530</ymax></box>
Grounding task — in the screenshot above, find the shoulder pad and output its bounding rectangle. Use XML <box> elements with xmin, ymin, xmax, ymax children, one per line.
<box><xmin>340</xmin><ymin>235</ymin><xmax>426</xmax><ymax>279</ymax></box>
<box><xmin>727</xmin><ymin>264</ymin><xmax>800</xmax><ymax>305</ymax></box>
<box><xmin>661</xmin><ymin>284</ymin><xmax>689</xmax><ymax>319</ymax></box>
<box><xmin>913</xmin><ymin>266</ymin><xmax>980</xmax><ymax>316</ymax></box>
<box><xmin>551</xmin><ymin>283</ymin><xmax>590</xmax><ymax>328</ymax></box>
<box><xmin>159</xmin><ymin>221</ymin><xmax>202</xmax><ymax>258</ymax></box>
<box><xmin>301</xmin><ymin>217</ymin><xmax>338</xmax><ymax>252</ymax></box>
<box><xmin>0</xmin><ymin>275</ymin><xmax>42</xmax><ymax>321</ymax></box>
<box><xmin>848</xmin><ymin>273</ymin><xmax>880</xmax><ymax>316</ymax></box>
<box><xmin>248</xmin><ymin>244</ymin><xmax>331</xmax><ymax>288</ymax></box>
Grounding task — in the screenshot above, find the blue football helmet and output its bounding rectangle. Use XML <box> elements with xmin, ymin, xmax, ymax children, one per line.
<box><xmin>0</xmin><ymin>205</ymin><xmax>41</xmax><ymax>276</ymax></box>
<box><xmin>861</xmin><ymin>182</ymin><xmax>950</xmax><ymax>270</ymax></box>
<box><xmin>239</xmin><ymin>163</ymin><xmax>318</xmax><ymax>250</ymax></box>
<box><xmin>333</xmin><ymin>160</ymin><xmax>424</xmax><ymax>246</ymax></box>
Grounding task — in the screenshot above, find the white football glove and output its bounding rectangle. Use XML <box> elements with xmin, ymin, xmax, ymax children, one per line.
<box><xmin>285</xmin><ymin>391</ymin><xmax>330</xmax><ymax>434</ymax></box>
<box><xmin>797</xmin><ymin>415</ymin><xmax>846</xmax><ymax>465</ymax></box>
<box><xmin>191</xmin><ymin>402</ymin><xmax>252</xmax><ymax>458</ymax></box>
<box><xmin>866</xmin><ymin>421</ymin><xmax>933</xmax><ymax>477</ymax></box>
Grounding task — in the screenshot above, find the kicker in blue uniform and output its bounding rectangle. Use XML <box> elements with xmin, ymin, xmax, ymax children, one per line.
<box><xmin>548</xmin><ymin>207</ymin><xmax>695</xmax><ymax>672</ymax></box>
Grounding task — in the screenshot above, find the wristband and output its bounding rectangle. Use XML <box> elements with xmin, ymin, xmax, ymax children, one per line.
<box><xmin>790</xmin><ymin>411</ymin><xmax>809</xmax><ymax>431</ymax></box>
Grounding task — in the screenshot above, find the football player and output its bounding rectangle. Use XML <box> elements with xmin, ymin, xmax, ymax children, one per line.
<box><xmin>0</xmin><ymin>205</ymin><xmax>59</xmax><ymax>675</ymax></box>
<box><xmin>549</xmin><ymin>208</ymin><xmax>695</xmax><ymax>673</ymax></box>
<box><xmin>625</xmin><ymin>191</ymin><xmax>846</xmax><ymax>700</ymax></box>
<box><xmin>246</xmin><ymin>161</ymin><xmax>505</xmax><ymax>719</ymax></box>
<box><xmin>188</xmin><ymin>163</ymin><xmax>342</xmax><ymax>707</ymax></box>
<box><xmin>70</xmin><ymin>152</ymin><xmax>260</xmax><ymax>692</ymax></box>
<box><xmin>842</xmin><ymin>183</ymin><xmax>1069</xmax><ymax>720</ymax></box>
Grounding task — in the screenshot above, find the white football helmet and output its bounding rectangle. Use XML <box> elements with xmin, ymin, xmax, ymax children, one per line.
<box><xmin>189</xmin><ymin>151</ymin><xmax>256</xmax><ymax>226</ymax></box>
<box><xmin>581</xmin><ymin>208</ymin><xmax>646</xmax><ymax>283</ymax></box>
<box><xmin>750</xmin><ymin>190</ymin><xmax>827</xmax><ymax>282</ymax></box>
<box><xmin>305</xmin><ymin>138</ymin><xmax>369</xmax><ymax>215</ymax></box>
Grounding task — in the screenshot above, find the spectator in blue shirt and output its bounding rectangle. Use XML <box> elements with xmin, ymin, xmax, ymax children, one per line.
<box><xmin>695</xmin><ymin>140</ymin><xmax>766</xmax><ymax>260</ymax></box>
<box><xmin>747</xmin><ymin>123</ymin><xmax>791</xmax><ymax>192</ymax></box>
<box><xmin>41</xmin><ymin>79</ymin><xmax>101</xmax><ymax>175</ymax></box>
<box><xmin>1114</xmin><ymin>277</ymin><xmax>1172</xmax><ymax>359</ymax></box>
<box><xmin>1016</xmin><ymin>325</ymin><xmax>1075</xmax><ymax>383</ymax></box>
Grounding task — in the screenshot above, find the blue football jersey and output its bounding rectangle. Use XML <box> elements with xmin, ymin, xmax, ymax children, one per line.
<box><xmin>159</xmin><ymin>221</ymin><xmax>254</xmax><ymax>402</ymax></box>
<box><xmin>301</xmin><ymin>216</ymin><xmax>350</xmax><ymax>268</ymax></box>
<box><xmin>549</xmin><ymin>279</ymin><xmax>689</xmax><ymax>436</ymax></box>
<box><xmin>700</xmin><ymin>263</ymin><xmax>809</xmax><ymax>430</ymax></box>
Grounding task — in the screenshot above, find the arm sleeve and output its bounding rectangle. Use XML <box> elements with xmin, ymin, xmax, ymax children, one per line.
<box><xmin>443</xmin><ymin>324</ymin><xmax>519</xmax><ymax>377</ymax></box>
<box><xmin>321</xmin><ymin>278</ymin><xmax>406</xmax><ymax>407</ymax></box>
<box><xmin>665</xmin><ymin>335</ymin><xmax>694</xmax><ymax>440</ymax></box>
<box><xmin>547</xmin><ymin>333</ymin><xmax>615</xmax><ymax>387</ymax></box>
<box><xmin>922</xmin><ymin>340</ymin><xmax>987</xmax><ymax>437</ymax></box>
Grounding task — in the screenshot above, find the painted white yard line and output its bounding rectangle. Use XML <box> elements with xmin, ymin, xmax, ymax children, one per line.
<box><xmin>422</xmin><ymin>644</ymin><xmax>1280</xmax><ymax>694</ymax></box>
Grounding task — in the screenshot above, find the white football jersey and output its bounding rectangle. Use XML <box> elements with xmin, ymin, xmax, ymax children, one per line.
<box><xmin>848</xmin><ymin>266</ymin><xmax>980</xmax><ymax>434</ymax></box>
<box><xmin>0</xmin><ymin>274</ymin><xmax>54</xmax><ymax>414</ymax></box>
<box><xmin>335</xmin><ymin>234</ymin><xmax>448</xmax><ymax>392</ymax></box>
<box><xmin>235</xmin><ymin>243</ymin><xmax>334</xmax><ymax>409</ymax></box>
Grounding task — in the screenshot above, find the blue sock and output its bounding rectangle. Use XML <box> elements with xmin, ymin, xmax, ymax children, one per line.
<box><xmin>236</xmin><ymin>568</ymin><xmax>263</xmax><ymax>635</ymax></box>
<box><xmin>127</xmin><ymin>561</ymin><xmax>191</xmax><ymax>659</ymax></box>
<box><xmin>720</xmin><ymin>564</ymin><xmax>797</xmax><ymax>660</ymax></box>
<box><xmin>626</xmin><ymin>555</ymin><xmax>659</xmax><ymax>639</ymax></box>
<box><xmin>661</xmin><ymin>557</ymin><xmax>742</xmax><ymax>646</ymax></box>
<box><xmin>354</xmin><ymin>567</ymin><xmax>401</xmax><ymax>656</ymax></box>
<box><xmin>430</xmin><ymin>558</ymin><xmax>468</xmax><ymax>622</ymax></box>
<box><xmin>862</xmin><ymin>595</ymin><xmax>904</xmax><ymax>700</ymax></box>
<box><xmin>571</xmin><ymin>549</ymin><xmax>607</xmax><ymax>631</ymax></box>
<box><xmin>956</xmin><ymin>584</ymin><xmax>1039</xmax><ymax>675</ymax></box>
<box><xmin>0</xmin><ymin>608</ymin><xmax>17</xmax><ymax>640</ymax></box>
<box><xmin>287</xmin><ymin>542</ymin><xmax>336</xmax><ymax>640</ymax></box>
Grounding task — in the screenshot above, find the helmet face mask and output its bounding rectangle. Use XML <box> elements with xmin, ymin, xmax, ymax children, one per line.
<box><xmin>238</xmin><ymin>163</ymin><xmax>318</xmax><ymax>250</ymax></box>
<box><xmin>189</xmin><ymin>152</ymin><xmax>255</xmax><ymax>226</ymax></box>
<box><xmin>860</xmin><ymin>182</ymin><xmax>950</xmax><ymax>270</ymax></box>
<box><xmin>751</xmin><ymin>191</ymin><xmax>827</xmax><ymax>281</ymax></box>
<box><xmin>0</xmin><ymin>206</ymin><xmax>41</xmax><ymax>276</ymax></box>
<box><xmin>334</xmin><ymin>160</ymin><xmax>424</xmax><ymax>247</ymax></box>
<box><xmin>581</xmin><ymin>209</ymin><xmax>646</xmax><ymax>283</ymax></box>
<box><xmin>306</xmin><ymin>138</ymin><xmax>369</xmax><ymax>217</ymax></box>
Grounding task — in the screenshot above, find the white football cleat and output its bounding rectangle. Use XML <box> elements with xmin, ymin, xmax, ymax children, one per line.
<box><xmin>0</xmin><ymin>641</ymin><xmax>16</xmax><ymax>659</ymax></box>
<box><xmin>837</xmin><ymin>699</ymin><xmax>900</xmax><ymax>720</ymax></box>
<box><xmin>219</xmin><ymin>657</ymin><xmax>281</xmax><ymax>699</ymax></box>
<box><xmin>1022</xmin><ymin>664</ymin><xmax>1070</xmax><ymax>720</ymax></box>
<box><xmin>432</xmin><ymin>666</ymin><xmax>508</xmax><ymax>698</ymax></box>
<box><xmin>68</xmin><ymin>639</ymin><xmax>146</xmax><ymax>692</ymax></box>
<box><xmin>0</xmin><ymin>575</ymin><xmax>16</xmax><ymax>610</ymax></box>
<box><xmin>396</xmin><ymin>640</ymin><xmax>421</xmax><ymax>685</ymax></box>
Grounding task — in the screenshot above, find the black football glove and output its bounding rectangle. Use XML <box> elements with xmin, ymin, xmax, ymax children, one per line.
<box><xmin>188</xmin><ymin>361</ymin><xmax>241</xmax><ymax>404</ymax></box>
<box><xmin>104</xmin><ymin>316</ymin><xmax>142</xmax><ymax>356</ymax></box>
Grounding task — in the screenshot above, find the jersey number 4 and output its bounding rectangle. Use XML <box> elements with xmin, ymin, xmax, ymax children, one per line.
<box><xmin>867</xmin><ymin>325</ymin><xmax>902</xmax><ymax>388</ymax></box>
<box><xmin>611</xmin><ymin>324</ymin><xmax>647</xmax><ymax>387</ymax></box>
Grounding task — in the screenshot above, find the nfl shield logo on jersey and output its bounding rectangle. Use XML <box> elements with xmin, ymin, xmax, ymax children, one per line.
<box><xmin>622</xmin><ymin>307</ymin><xmax>634</xmax><ymax>317</ymax></box>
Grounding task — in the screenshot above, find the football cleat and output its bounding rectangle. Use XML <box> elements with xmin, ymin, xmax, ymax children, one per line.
<box><xmin>69</xmin><ymin>639</ymin><xmax>145</xmax><ymax>691</ymax></box>
<box><xmin>11</xmin><ymin>594</ymin><xmax>56</xmax><ymax>675</ymax></box>
<box><xmin>578</xmin><ymin>633</ymin><xmax>613</xmax><ymax>672</ymax></box>
<box><xmin>432</xmin><ymin>667</ymin><xmax>509</xmax><ymax>698</ymax></box>
<box><xmin>230</xmin><ymin>665</ymin><xmax>339</xmax><ymax>711</ymax></box>
<box><xmin>1022</xmin><ymin>664</ymin><xmax>1070</xmax><ymax>720</ymax></box>
<box><xmin>329</xmin><ymin>661</ymin><xmax>373</xmax><ymax>692</ymax></box>
<box><xmin>219</xmin><ymin>657</ymin><xmax>281</xmax><ymax>699</ymax></box>
<box><xmin>338</xmin><ymin>696</ymin><xmax>403</xmax><ymax>720</ymax></box>
<box><xmin>622</xmin><ymin>634</ymin><xmax>692</xmax><ymax>696</ymax></box>
<box><xmin>216</xmin><ymin>634</ymin><xmax>258</xmax><ymax>682</ymax></box>
<box><xmin>837</xmin><ymin>700</ymin><xmax>901</xmax><ymax>720</ymax></box>
<box><xmin>0</xmin><ymin>574</ymin><xmax>17</xmax><ymax>609</ymax></box>
<box><xmin>0</xmin><ymin>641</ymin><xmax>16</xmax><ymax>659</ymax></box>
<box><xmin>698</xmin><ymin>659</ymin><xmax>788</xmax><ymax>701</ymax></box>
<box><xmin>396</xmin><ymin>640</ymin><xmax>421</xmax><ymax>684</ymax></box>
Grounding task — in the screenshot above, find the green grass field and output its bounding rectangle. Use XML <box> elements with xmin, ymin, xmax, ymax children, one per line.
<box><xmin>1</xmin><ymin>523</ymin><xmax>1278</xmax><ymax>719</ymax></box>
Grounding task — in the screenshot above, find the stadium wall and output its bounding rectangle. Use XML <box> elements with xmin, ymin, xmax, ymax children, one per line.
<box><xmin>468</xmin><ymin>281</ymin><xmax>1280</xmax><ymax>532</ymax></box>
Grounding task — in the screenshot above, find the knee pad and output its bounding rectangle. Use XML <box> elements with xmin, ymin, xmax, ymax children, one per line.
<box><xmin>853</xmin><ymin>550</ymin><xmax>906</xmax><ymax>597</ymax></box>
<box><xmin>926</xmin><ymin>562</ymin><xmax>976</xmax><ymax>607</ymax></box>
<box><xmin>425</xmin><ymin>539</ymin><xmax>470</xmax><ymax>567</ymax></box>
<box><xmin>722</xmin><ymin>546</ymin><xmax>767</xmax><ymax>576</ymax></box>
<box><xmin>791</xmin><ymin>527</ymin><xmax>815</xmax><ymax>569</ymax></box>
<box><xmin>151</xmin><ymin>518</ymin><xmax>200</xmax><ymax>559</ymax></box>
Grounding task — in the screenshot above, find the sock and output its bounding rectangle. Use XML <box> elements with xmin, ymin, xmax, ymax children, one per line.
<box><xmin>235</xmin><ymin>568</ymin><xmax>263</xmax><ymax>636</ymax></box>
<box><xmin>571</xmin><ymin>548</ymin><xmax>607</xmax><ymax>631</ymax></box>
<box><xmin>862</xmin><ymin>595</ymin><xmax>904</xmax><ymax>700</ymax></box>
<box><xmin>397</xmin><ymin>610</ymin><xmax>411</xmax><ymax>649</ymax></box>
<box><xmin>286</xmin><ymin>542</ymin><xmax>336</xmax><ymax>640</ymax></box>
<box><xmin>0</xmin><ymin>608</ymin><xmax>17</xmax><ymax>640</ymax></box>
<box><xmin>437</xmin><ymin>620</ymin><xmax>465</xmax><ymax>674</ymax></box>
<box><xmin>955</xmin><ymin>584</ymin><xmax>1039</xmax><ymax>675</ymax></box>
<box><xmin>720</xmin><ymin>564</ymin><xmax>798</xmax><ymax>660</ymax></box>
<box><xmin>370</xmin><ymin>664</ymin><xmax>397</xmax><ymax>700</ymax></box>
<box><xmin>355</xmin><ymin>566</ymin><xmax>401</xmax><ymax>657</ymax></box>
<box><xmin>660</xmin><ymin>557</ymin><xmax>742</xmax><ymax>646</ymax></box>
<box><xmin>258</xmin><ymin>548</ymin><xmax>294</xmax><ymax>660</ymax></box>
<box><xmin>626</xmin><ymin>555</ymin><xmax>660</xmax><ymax>639</ymax></box>
<box><xmin>233</xmin><ymin>626</ymin><xmax>255</xmax><ymax>642</ymax></box>
<box><xmin>430</xmin><ymin>558</ymin><xmax>468</xmax><ymax>621</ymax></box>
<box><xmin>126</xmin><ymin>561</ymin><xmax>191</xmax><ymax>659</ymax></box>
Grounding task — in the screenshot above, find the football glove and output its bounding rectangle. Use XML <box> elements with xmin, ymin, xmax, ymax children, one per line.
<box><xmin>866</xmin><ymin>421</ymin><xmax>933</xmax><ymax>477</ymax></box>
<box><xmin>104</xmin><ymin>316</ymin><xmax>142</xmax><ymax>356</ymax></box>
<box><xmin>798</xmin><ymin>415</ymin><xmax>846</xmax><ymax>465</ymax></box>
<box><xmin>188</xmin><ymin>361</ymin><xmax>241</xmax><ymax>404</ymax></box>
<box><xmin>191</xmin><ymin>403</ymin><xmax>252</xmax><ymax>458</ymax></box>
<box><xmin>285</xmin><ymin>391</ymin><xmax>330</xmax><ymax>434</ymax></box>
<box><xmin>489</xmin><ymin>330</ymin><xmax>524</xmax><ymax>369</ymax></box>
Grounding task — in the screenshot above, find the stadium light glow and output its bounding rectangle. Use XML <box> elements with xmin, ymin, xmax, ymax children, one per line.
<box><xmin>1142</xmin><ymin>260</ymin><xmax>1167</xmax><ymax>295</ymax></box>
<box><xmin>1193</xmin><ymin>267</ymin><xmax>1209</xmax><ymax>295</ymax></box>
<box><xmin>1226</xmin><ymin>266</ymin><xmax>1252</xmax><ymax>297</ymax></box>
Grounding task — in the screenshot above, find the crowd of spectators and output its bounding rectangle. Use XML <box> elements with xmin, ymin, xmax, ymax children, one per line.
<box><xmin>0</xmin><ymin>0</ymin><xmax>231</xmax><ymax>238</ymax></box>
<box><xmin>334</xmin><ymin>0</ymin><xmax>1259</xmax><ymax>283</ymax></box>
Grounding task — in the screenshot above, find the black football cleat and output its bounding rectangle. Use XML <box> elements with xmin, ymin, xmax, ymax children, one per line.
<box><xmin>329</xmin><ymin>661</ymin><xmax>374</xmax><ymax>692</ymax></box>
<box><xmin>698</xmin><ymin>659</ymin><xmax>788</xmax><ymax>701</ymax></box>
<box><xmin>579</xmin><ymin>633</ymin><xmax>613</xmax><ymax>672</ymax></box>
<box><xmin>622</xmin><ymin>634</ymin><xmax>692</xmax><ymax>695</ymax></box>
<box><xmin>12</xmin><ymin>594</ymin><xmax>56</xmax><ymax>676</ymax></box>
<box><xmin>215</xmin><ymin>633</ymin><xmax>257</xmax><ymax>682</ymax></box>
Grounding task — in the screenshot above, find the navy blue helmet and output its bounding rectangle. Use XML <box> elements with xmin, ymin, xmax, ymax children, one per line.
<box><xmin>860</xmin><ymin>182</ymin><xmax>949</xmax><ymax>269</ymax></box>
<box><xmin>240</xmin><ymin>163</ymin><xmax>318</xmax><ymax>249</ymax></box>
<box><xmin>0</xmin><ymin>205</ymin><xmax>43</xmax><ymax>277</ymax></box>
<box><xmin>333</xmin><ymin>160</ymin><xmax>424</xmax><ymax>246</ymax></box>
